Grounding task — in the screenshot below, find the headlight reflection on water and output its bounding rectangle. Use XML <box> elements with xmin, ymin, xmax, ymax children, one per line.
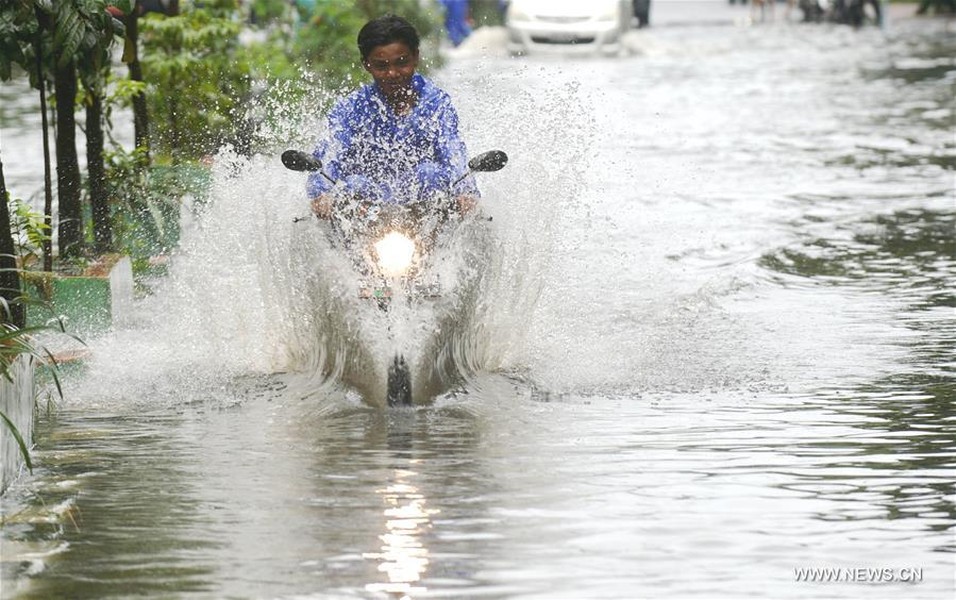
<box><xmin>364</xmin><ymin>465</ymin><xmax>438</xmax><ymax>597</ymax></box>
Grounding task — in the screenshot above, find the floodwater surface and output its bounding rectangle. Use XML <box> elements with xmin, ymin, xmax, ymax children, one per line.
<box><xmin>1</xmin><ymin>12</ymin><xmax>954</xmax><ymax>600</ymax></box>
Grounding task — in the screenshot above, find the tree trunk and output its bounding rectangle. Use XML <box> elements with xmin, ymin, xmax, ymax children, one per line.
<box><xmin>0</xmin><ymin>156</ymin><xmax>25</xmax><ymax>329</ymax></box>
<box><xmin>125</xmin><ymin>12</ymin><xmax>150</xmax><ymax>162</ymax></box>
<box><xmin>86</xmin><ymin>90</ymin><xmax>112</xmax><ymax>253</ymax></box>
<box><xmin>35</xmin><ymin>34</ymin><xmax>54</xmax><ymax>273</ymax></box>
<box><xmin>54</xmin><ymin>59</ymin><xmax>83</xmax><ymax>259</ymax></box>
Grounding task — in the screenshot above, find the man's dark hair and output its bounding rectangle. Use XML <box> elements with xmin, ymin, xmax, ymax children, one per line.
<box><xmin>357</xmin><ymin>14</ymin><xmax>420</xmax><ymax>61</ymax></box>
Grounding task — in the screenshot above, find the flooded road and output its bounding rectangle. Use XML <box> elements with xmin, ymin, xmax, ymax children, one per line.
<box><xmin>2</xmin><ymin>11</ymin><xmax>954</xmax><ymax>600</ymax></box>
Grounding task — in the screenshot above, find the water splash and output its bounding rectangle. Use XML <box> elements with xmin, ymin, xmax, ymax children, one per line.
<box><xmin>63</xmin><ymin>71</ymin><xmax>590</xmax><ymax>409</ymax></box>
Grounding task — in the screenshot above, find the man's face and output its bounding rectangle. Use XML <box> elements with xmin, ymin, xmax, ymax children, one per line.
<box><xmin>363</xmin><ymin>42</ymin><xmax>419</xmax><ymax>98</ymax></box>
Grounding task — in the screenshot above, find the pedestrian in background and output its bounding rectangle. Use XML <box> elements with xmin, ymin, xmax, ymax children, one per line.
<box><xmin>440</xmin><ymin>0</ymin><xmax>472</xmax><ymax>47</ymax></box>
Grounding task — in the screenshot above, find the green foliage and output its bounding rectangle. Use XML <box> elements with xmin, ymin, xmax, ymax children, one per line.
<box><xmin>139</xmin><ymin>0</ymin><xmax>250</xmax><ymax>159</ymax></box>
<box><xmin>75</xmin><ymin>1</ymin><xmax>123</xmax><ymax>91</ymax></box>
<box><xmin>51</xmin><ymin>1</ymin><xmax>83</xmax><ymax>67</ymax></box>
<box><xmin>0</xmin><ymin>1</ymin><xmax>38</xmax><ymax>82</ymax></box>
<box><xmin>48</xmin><ymin>0</ymin><xmax>121</xmax><ymax>71</ymax></box>
<box><xmin>249</xmin><ymin>0</ymin><xmax>296</xmax><ymax>26</ymax></box>
<box><xmin>292</xmin><ymin>2</ymin><xmax>369</xmax><ymax>84</ymax></box>
<box><xmin>103</xmin><ymin>145</ymin><xmax>210</xmax><ymax>263</ymax></box>
<box><xmin>9</xmin><ymin>199</ymin><xmax>51</xmax><ymax>270</ymax></box>
<box><xmin>292</xmin><ymin>0</ymin><xmax>440</xmax><ymax>86</ymax></box>
<box><xmin>0</xmin><ymin>1</ymin><xmax>62</xmax><ymax>90</ymax></box>
<box><xmin>98</xmin><ymin>70</ymin><xmax>148</xmax><ymax>141</ymax></box>
<box><xmin>108</xmin><ymin>74</ymin><xmax>147</xmax><ymax>104</ymax></box>
<box><xmin>352</xmin><ymin>0</ymin><xmax>439</xmax><ymax>37</ymax></box>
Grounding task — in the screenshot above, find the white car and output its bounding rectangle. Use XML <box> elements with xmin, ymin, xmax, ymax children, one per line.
<box><xmin>505</xmin><ymin>0</ymin><xmax>633</xmax><ymax>55</ymax></box>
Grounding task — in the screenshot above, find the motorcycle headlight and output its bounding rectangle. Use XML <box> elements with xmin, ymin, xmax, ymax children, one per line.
<box><xmin>374</xmin><ymin>232</ymin><xmax>416</xmax><ymax>278</ymax></box>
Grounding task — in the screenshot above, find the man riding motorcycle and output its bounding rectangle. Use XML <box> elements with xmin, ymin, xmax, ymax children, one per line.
<box><xmin>291</xmin><ymin>15</ymin><xmax>507</xmax><ymax>407</ymax></box>
<box><xmin>308</xmin><ymin>14</ymin><xmax>480</xmax><ymax>220</ymax></box>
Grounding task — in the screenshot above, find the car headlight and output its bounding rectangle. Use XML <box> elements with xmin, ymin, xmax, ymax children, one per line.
<box><xmin>596</xmin><ymin>3</ymin><xmax>620</xmax><ymax>21</ymax></box>
<box><xmin>374</xmin><ymin>232</ymin><xmax>416</xmax><ymax>278</ymax></box>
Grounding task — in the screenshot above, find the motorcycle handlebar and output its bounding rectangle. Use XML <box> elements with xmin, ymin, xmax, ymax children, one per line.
<box><xmin>283</xmin><ymin>148</ymin><xmax>507</xmax><ymax>223</ymax></box>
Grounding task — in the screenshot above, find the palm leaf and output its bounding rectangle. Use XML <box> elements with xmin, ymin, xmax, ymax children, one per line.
<box><xmin>53</xmin><ymin>1</ymin><xmax>83</xmax><ymax>66</ymax></box>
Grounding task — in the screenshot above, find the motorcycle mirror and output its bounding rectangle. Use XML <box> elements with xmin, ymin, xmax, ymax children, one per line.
<box><xmin>468</xmin><ymin>150</ymin><xmax>508</xmax><ymax>173</ymax></box>
<box><xmin>281</xmin><ymin>150</ymin><xmax>323</xmax><ymax>172</ymax></box>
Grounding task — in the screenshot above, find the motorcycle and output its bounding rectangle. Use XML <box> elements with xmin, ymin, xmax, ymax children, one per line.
<box><xmin>281</xmin><ymin>149</ymin><xmax>509</xmax><ymax>407</ymax></box>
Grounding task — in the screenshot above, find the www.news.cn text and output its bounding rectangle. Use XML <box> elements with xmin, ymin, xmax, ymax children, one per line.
<box><xmin>794</xmin><ymin>567</ymin><xmax>924</xmax><ymax>584</ymax></box>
